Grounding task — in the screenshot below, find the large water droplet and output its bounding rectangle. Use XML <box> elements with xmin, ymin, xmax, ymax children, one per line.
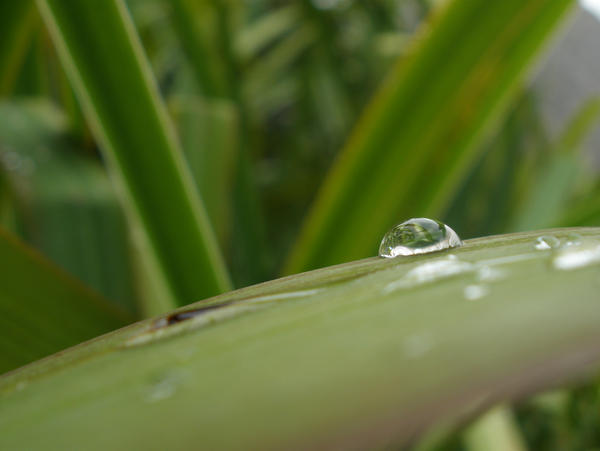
<box><xmin>379</xmin><ymin>218</ymin><xmax>463</xmax><ymax>258</ymax></box>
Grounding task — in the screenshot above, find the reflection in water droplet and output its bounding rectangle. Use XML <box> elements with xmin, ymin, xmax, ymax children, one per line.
<box><xmin>553</xmin><ymin>243</ymin><xmax>600</xmax><ymax>271</ymax></box>
<box><xmin>145</xmin><ymin>371</ymin><xmax>181</xmax><ymax>403</ymax></box>
<box><xmin>402</xmin><ymin>333</ymin><xmax>434</xmax><ymax>358</ymax></box>
<box><xmin>379</xmin><ymin>218</ymin><xmax>463</xmax><ymax>258</ymax></box>
<box><xmin>383</xmin><ymin>256</ymin><xmax>473</xmax><ymax>293</ymax></box>
<box><xmin>534</xmin><ymin>235</ymin><xmax>560</xmax><ymax>250</ymax></box>
<box><xmin>464</xmin><ymin>284</ymin><xmax>489</xmax><ymax>301</ymax></box>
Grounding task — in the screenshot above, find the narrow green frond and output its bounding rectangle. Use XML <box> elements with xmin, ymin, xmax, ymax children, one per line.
<box><xmin>36</xmin><ymin>0</ymin><xmax>231</xmax><ymax>313</ymax></box>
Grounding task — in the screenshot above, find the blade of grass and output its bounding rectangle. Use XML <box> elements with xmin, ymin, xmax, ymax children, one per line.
<box><xmin>0</xmin><ymin>227</ymin><xmax>131</xmax><ymax>374</ymax></box>
<box><xmin>0</xmin><ymin>1</ymin><xmax>38</xmax><ymax>96</ymax></box>
<box><xmin>169</xmin><ymin>96</ymin><xmax>238</xmax><ymax>248</ymax></box>
<box><xmin>510</xmin><ymin>97</ymin><xmax>600</xmax><ymax>231</ymax></box>
<box><xmin>168</xmin><ymin>0</ymin><xmax>273</xmax><ymax>285</ymax></box>
<box><xmin>285</xmin><ymin>0</ymin><xmax>574</xmax><ymax>273</ymax></box>
<box><xmin>1</xmin><ymin>228</ymin><xmax>600</xmax><ymax>448</ymax></box>
<box><xmin>36</xmin><ymin>0</ymin><xmax>231</xmax><ymax>313</ymax></box>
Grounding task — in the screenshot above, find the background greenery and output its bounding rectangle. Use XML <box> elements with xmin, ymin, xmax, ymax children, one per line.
<box><xmin>1</xmin><ymin>0</ymin><xmax>600</xmax><ymax>449</ymax></box>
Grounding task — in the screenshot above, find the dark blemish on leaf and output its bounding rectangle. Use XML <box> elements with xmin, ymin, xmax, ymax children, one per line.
<box><xmin>153</xmin><ymin>302</ymin><xmax>234</xmax><ymax>328</ymax></box>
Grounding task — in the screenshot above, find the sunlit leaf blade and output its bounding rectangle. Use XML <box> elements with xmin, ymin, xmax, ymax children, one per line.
<box><xmin>0</xmin><ymin>227</ymin><xmax>131</xmax><ymax>374</ymax></box>
<box><xmin>36</xmin><ymin>0</ymin><xmax>231</xmax><ymax>312</ymax></box>
<box><xmin>1</xmin><ymin>228</ymin><xmax>600</xmax><ymax>449</ymax></box>
<box><xmin>0</xmin><ymin>1</ymin><xmax>37</xmax><ymax>96</ymax></box>
<box><xmin>285</xmin><ymin>0</ymin><xmax>574</xmax><ymax>274</ymax></box>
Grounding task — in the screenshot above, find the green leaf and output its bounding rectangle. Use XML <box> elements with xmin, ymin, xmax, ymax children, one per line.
<box><xmin>510</xmin><ymin>97</ymin><xmax>600</xmax><ymax>231</ymax></box>
<box><xmin>168</xmin><ymin>0</ymin><xmax>230</xmax><ymax>98</ymax></box>
<box><xmin>36</xmin><ymin>0</ymin><xmax>231</xmax><ymax>313</ymax></box>
<box><xmin>168</xmin><ymin>0</ymin><xmax>272</xmax><ymax>287</ymax></box>
<box><xmin>285</xmin><ymin>0</ymin><xmax>574</xmax><ymax>274</ymax></box>
<box><xmin>0</xmin><ymin>227</ymin><xmax>131</xmax><ymax>374</ymax></box>
<box><xmin>1</xmin><ymin>228</ymin><xmax>600</xmax><ymax>448</ymax></box>
<box><xmin>0</xmin><ymin>100</ymin><xmax>138</xmax><ymax>313</ymax></box>
<box><xmin>170</xmin><ymin>96</ymin><xmax>238</xmax><ymax>247</ymax></box>
<box><xmin>0</xmin><ymin>1</ymin><xmax>37</xmax><ymax>96</ymax></box>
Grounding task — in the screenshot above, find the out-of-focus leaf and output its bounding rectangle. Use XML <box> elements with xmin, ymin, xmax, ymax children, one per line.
<box><xmin>1</xmin><ymin>228</ymin><xmax>600</xmax><ymax>448</ymax></box>
<box><xmin>0</xmin><ymin>227</ymin><xmax>131</xmax><ymax>374</ymax></box>
<box><xmin>168</xmin><ymin>0</ymin><xmax>273</xmax><ymax>286</ymax></box>
<box><xmin>0</xmin><ymin>1</ymin><xmax>37</xmax><ymax>96</ymax></box>
<box><xmin>0</xmin><ymin>100</ymin><xmax>137</xmax><ymax>312</ymax></box>
<box><xmin>170</xmin><ymin>96</ymin><xmax>238</xmax><ymax>247</ymax></box>
<box><xmin>444</xmin><ymin>91</ymin><xmax>548</xmax><ymax>239</ymax></box>
<box><xmin>464</xmin><ymin>407</ymin><xmax>527</xmax><ymax>451</ymax></box>
<box><xmin>235</xmin><ymin>5</ymin><xmax>300</xmax><ymax>62</ymax></box>
<box><xmin>169</xmin><ymin>0</ymin><xmax>229</xmax><ymax>98</ymax></box>
<box><xmin>511</xmin><ymin>97</ymin><xmax>600</xmax><ymax>231</ymax></box>
<box><xmin>36</xmin><ymin>0</ymin><xmax>231</xmax><ymax>314</ymax></box>
<box><xmin>244</xmin><ymin>23</ymin><xmax>315</xmax><ymax>104</ymax></box>
<box><xmin>285</xmin><ymin>0</ymin><xmax>574</xmax><ymax>274</ymax></box>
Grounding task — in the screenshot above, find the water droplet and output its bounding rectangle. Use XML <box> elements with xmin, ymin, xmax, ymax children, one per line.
<box><xmin>553</xmin><ymin>243</ymin><xmax>600</xmax><ymax>271</ymax></box>
<box><xmin>383</xmin><ymin>256</ymin><xmax>473</xmax><ymax>293</ymax></box>
<box><xmin>476</xmin><ymin>265</ymin><xmax>506</xmax><ymax>282</ymax></box>
<box><xmin>464</xmin><ymin>284</ymin><xmax>489</xmax><ymax>301</ymax></box>
<box><xmin>564</xmin><ymin>233</ymin><xmax>583</xmax><ymax>247</ymax></box>
<box><xmin>534</xmin><ymin>235</ymin><xmax>560</xmax><ymax>250</ymax></box>
<box><xmin>403</xmin><ymin>332</ymin><xmax>434</xmax><ymax>358</ymax></box>
<box><xmin>145</xmin><ymin>371</ymin><xmax>182</xmax><ymax>403</ymax></box>
<box><xmin>379</xmin><ymin>218</ymin><xmax>463</xmax><ymax>258</ymax></box>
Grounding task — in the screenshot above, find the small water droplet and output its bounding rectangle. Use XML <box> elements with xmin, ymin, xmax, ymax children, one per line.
<box><xmin>464</xmin><ymin>284</ymin><xmax>489</xmax><ymax>301</ymax></box>
<box><xmin>553</xmin><ymin>243</ymin><xmax>600</xmax><ymax>271</ymax></box>
<box><xmin>476</xmin><ymin>265</ymin><xmax>506</xmax><ymax>282</ymax></box>
<box><xmin>145</xmin><ymin>371</ymin><xmax>181</xmax><ymax>403</ymax></box>
<box><xmin>403</xmin><ymin>332</ymin><xmax>434</xmax><ymax>358</ymax></box>
<box><xmin>379</xmin><ymin>218</ymin><xmax>463</xmax><ymax>258</ymax></box>
<box><xmin>564</xmin><ymin>233</ymin><xmax>583</xmax><ymax>247</ymax></box>
<box><xmin>534</xmin><ymin>235</ymin><xmax>560</xmax><ymax>250</ymax></box>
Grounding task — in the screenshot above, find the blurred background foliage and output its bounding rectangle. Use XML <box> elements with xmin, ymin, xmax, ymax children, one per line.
<box><xmin>1</xmin><ymin>0</ymin><xmax>600</xmax><ymax>448</ymax></box>
<box><xmin>3</xmin><ymin>0</ymin><xmax>599</xmax><ymax>311</ymax></box>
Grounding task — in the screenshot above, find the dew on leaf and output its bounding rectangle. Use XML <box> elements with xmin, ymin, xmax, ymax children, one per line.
<box><xmin>552</xmin><ymin>243</ymin><xmax>600</xmax><ymax>271</ymax></box>
<box><xmin>534</xmin><ymin>235</ymin><xmax>560</xmax><ymax>250</ymax></box>
<box><xmin>379</xmin><ymin>218</ymin><xmax>463</xmax><ymax>258</ymax></box>
<box><xmin>144</xmin><ymin>371</ymin><xmax>182</xmax><ymax>403</ymax></box>
<box><xmin>464</xmin><ymin>284</ymin><xmax>489</xmax><ymax>301</ymax></box>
